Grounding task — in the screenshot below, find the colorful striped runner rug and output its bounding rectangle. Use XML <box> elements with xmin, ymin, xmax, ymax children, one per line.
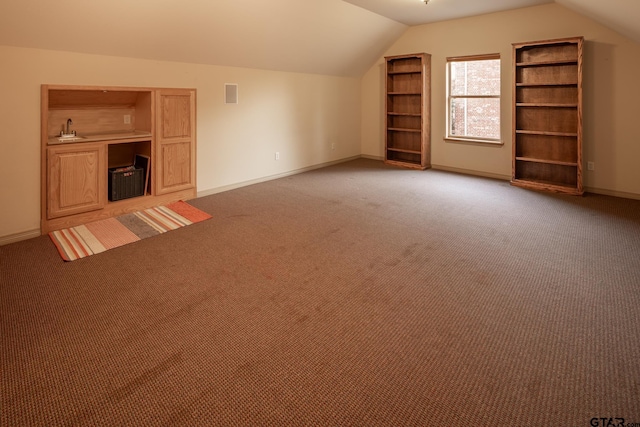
<box><xmin>49</xmin><ymin>201</ymin><xmax>212</xmax><ymax>261</ymax></box>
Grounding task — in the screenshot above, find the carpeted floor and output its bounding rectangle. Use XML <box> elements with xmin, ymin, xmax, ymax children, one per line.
<box><xmin>1</xmin><ymin>158</ymin><xmax>639</xmax><ymax>426</ymax></box>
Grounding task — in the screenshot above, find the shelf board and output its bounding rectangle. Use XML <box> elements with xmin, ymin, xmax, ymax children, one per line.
<box><xmin>47</xmin><ymin>89</ymin><xmax>150</xmax><ymax>110</ymax></box>
<box><xmin>107</xmin><ymin>193</ymin><xmax>153</xmax><ymax>205</ymax></box>
<box><xmin>387</xmin><ymin>92</ymin><xmax>422</xmax><ymax>95</ymax></box>
<box><xmin>516</xmin><ymin>82</ymin><xmax>577</xmax><ymax>87</ymax></box>
<box><xmin>515</xmin><ymin>157</ymin><xmax>578</xmax><ymax>167</ymax></box>
<box><xmin>388</xmin><ymin>127</ymin><xmax>421</xmax><ymax>133</ymax></box>
<box><xmin>511</xmin><ymin>178</ymin><xmax>582</xmax><ymax>195</ymax></box>
<box><xmin>513</xmin><ymin>177</ymin><xmax>576</xmax><ymax>188</ymax></box>
<box><xmin>387</xmin><ymin>70</ymin><xmax>422</xmax><ymax>75</ymax></box>
<box><xmin>516</xmin><ymin>59</ymin><xmax>577</xmax><ymax>67</ymax></box>
<box><xmin>385</xmin><ymin>159</ymin><xmax>427</xmax><ymax>170</ymax></box>
<box><xmin>387</xmin><ymin>148</ymin><xmax>421</xmax><ymax>155</ymax></box>
<box><xmin>516</xmin><ymin>103</ymin><xmax>578</xmax><ymax>108</ymax></box>
<box><xmin>516</xmin><ymin>130</ymin><xmax>578</xmax><ymax>137</ymax></box>
<box><xmin>387</xmin><ymin>112</ymin><xmax>421</xmax><ymax>116</ymax></box>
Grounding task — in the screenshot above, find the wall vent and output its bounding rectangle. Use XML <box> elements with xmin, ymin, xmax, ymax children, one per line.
<box><xmin>225</xmin><ymin>83</ymin><xmax>238</xmax><ymax>104</ymax></box>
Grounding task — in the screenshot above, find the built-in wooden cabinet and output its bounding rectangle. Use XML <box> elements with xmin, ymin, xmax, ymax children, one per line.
<box><xmin>385</xmin><ymin>53</ymin><xmax>431</xmax><ymax>170</ymax></box>
<box><xmin>47</xmin><ymin>143</ymin><xmax>106</xmax><ymax>219</ymax></box>
<box><xmin>511</xmin><ymin>37</ymin><xmax>583</xmax><ymax>195</ymax></box>
<box><xmin>41</xmin><ymin>85</ymin><xmax>197</xmax><ymax>233</ymax></box>
<box><xmin>156</xmin><ymin>89</ymin><xmax>197</xmax><ymax>195</ymax></box>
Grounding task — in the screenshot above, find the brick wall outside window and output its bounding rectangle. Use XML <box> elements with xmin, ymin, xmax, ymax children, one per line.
<box><xmin>449</xmin><ymin>58</ymin><xmax>500</xmax><ymax>140</ymax></box>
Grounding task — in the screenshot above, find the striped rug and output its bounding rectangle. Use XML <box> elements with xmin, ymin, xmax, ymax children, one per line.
<box><xmin>49</xmin><ymin>201</ymin><xmax>212</xmax><ymax>261</ymax></box>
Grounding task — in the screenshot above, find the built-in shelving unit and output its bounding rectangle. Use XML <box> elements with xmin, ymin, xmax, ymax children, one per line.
<box><xmin>385</xmin><ymin>53</ymin><xmax>431</xmax><ymax>170</ymax></box>
<box><xmin>41</xmin><ymin>85</ymin><xmax>197</xmax><ymax>233</ymax></box>
<box><xmin>511</xmin><ymin>37</ymin><xmax>583</xmax><ymax>195</ymax></box>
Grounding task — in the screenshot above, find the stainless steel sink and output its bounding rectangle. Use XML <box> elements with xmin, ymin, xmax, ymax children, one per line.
<box><xmin>57</xmin><ymin>135</ymin><xmax>86</xmax><ymax>142</ymax></box>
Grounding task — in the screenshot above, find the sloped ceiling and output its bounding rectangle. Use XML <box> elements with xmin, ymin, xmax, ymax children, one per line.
<box><xmin>555</xmin><ymin>0</ymin><xmax>640</xmax><ymax>44</ymax></box>
<box><xmin>0</xmin><ymin>0</ymin><xmax>407</xmax><ymax>77</ymax></box>
<box><xmin>345</xmin><ymin>0</ymin><xmax>640</xmax><ymax>44</ymax></box>
<box><xmin>0</xmin><ymin>0</ymin><xmax>638</xmax><ymax>78</ymax></box>
<box><xmin>342</xmin><ymin>0</ymin><xmax>554</xmax><ymax>26</ymax></box>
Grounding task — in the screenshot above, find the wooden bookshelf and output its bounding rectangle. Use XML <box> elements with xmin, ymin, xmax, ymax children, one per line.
<box><xmin>511</xmin><ymin>37</ymin><xmax>584</xmax><ymax>195</ymax></box>
<box><xmin>385</xmin><ymin>53</ymin><xmax>431</xmax><ymax>170</ymax></box>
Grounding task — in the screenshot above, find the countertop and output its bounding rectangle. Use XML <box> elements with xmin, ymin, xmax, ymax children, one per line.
<box><xmin>48</xmin><ymin>130</ymin><xmax>152</xmax><ymax>145</ymax></box>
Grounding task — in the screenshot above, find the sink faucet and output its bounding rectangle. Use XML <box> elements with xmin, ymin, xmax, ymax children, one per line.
<box><xmin>66</xmin><ymin>118</ymin><xmax>73</xmax><ymax>135</ymax></box>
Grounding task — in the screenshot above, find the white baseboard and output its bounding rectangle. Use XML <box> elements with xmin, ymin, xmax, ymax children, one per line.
<box><xmin>2</xmin><ymin>157</ymin><xmax>361</xmax><ymax>245</ymax></box>
<box><xmin>4</xmin><ymin>157</ymin><xmax>637</xmax><ymax>245</ymax></box>
<box><xmin>0</xmin><ymin>229</ymin><xmax>41</xmax><ymax>246</ymax></box>
<box><xmin>362</xmin><ymin>158</ymin><xmax>513</xmax><ymax>182</ymax></box>
<box><xmin>197</xmin><ymin>156</ymin><xmax>361</xmax><ymax>198</ymax></box>
<box><xmin>432</xmin><ymin>165</ymin><xmax>640</xmax><ymax>200</ymax></box>
<box><xmin>584</xmin><ymin>186</ymin><xmax>640</xmax><ymax>200</ymax></box>
<box><xmin>431</xmin><ymin>164</ymin><xmax>511</xmax><ymax>181</ymax></box>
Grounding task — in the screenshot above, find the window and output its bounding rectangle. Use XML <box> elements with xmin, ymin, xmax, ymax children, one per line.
<box><xmin>446</xmin><ymin>54</ymin><xmax>501</xmax><ymax>144</ymax></box>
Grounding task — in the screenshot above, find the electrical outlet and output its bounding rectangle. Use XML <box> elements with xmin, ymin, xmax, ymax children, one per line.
<box><xmin>331</xmin><ymin>143</ymin><xmax>336</xmax><ymax>150</ymax></box>
<box><xmin>587</xmin><ymin>161</ymin><xmax>595</xmax><ymax>171</ymax></box>
<box><xmin>124</xmin><ymin>114</ymin><xmax>131</xmax><ymax>124</ymax></box>
<box><xmin>275</xmin><ymin>152</ymin><xmax>280</xmax><ymax>160</ymax></box>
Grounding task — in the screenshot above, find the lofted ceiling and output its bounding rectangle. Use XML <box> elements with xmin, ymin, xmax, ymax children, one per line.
<box><xmin>554</xmin><ymin>0</ymin><xmax>640</xmax><ymax>44</ymax></box>
<box><xmin>344</xmin><ymin>0</ymin><xmax>640</xmax><ymax>44</ymax></box>
<box><xmin>0</xmin><ymin>0</ymin><xmax>407</xmax><ymax>77</ymax></box>
<box><xmin>0</xmin><ymin>0</ymin><xmax>638</xmax><ymax>78</ymax></box>
<box><xmin>342</xmin><ymin>0</ymin><xmax>554</xmax><ymax>26</ymax></box>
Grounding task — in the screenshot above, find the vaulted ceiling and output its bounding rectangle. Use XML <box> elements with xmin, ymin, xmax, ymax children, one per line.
<box><xmin>0</xmin><ymin>0</ymin><xmax>637</xmax><ymax>78</ymax></box>
<box><xmin>343</xmin><ymin>0</ymin><xmax>554</xmax><ymax>26</ymax></box>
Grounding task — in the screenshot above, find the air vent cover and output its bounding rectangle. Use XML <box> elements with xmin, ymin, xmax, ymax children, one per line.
<box><xmin>225</xmin><ymin>83</ymin><xmax>238</xmax><ymax>104</ymax></box>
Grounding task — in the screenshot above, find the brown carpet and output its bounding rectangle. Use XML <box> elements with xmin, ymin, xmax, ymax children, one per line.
<box><xmin>2</xmin><ymin>158</ymin><xmax>639</xmax><ymax>426</ymax></box>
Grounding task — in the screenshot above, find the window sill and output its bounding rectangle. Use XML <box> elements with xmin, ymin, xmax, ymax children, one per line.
<box><xmin>444</xmin><ymin>137</ymin><xmax>504</xmax><ymax>146</ymax></box>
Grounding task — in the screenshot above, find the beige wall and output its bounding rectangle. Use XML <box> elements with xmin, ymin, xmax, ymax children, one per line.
<box><xmin>361</xmin><ymin>3</ymin><xmax>640</xmax><ymax>197</ymax></box>
<box><xmin>0</xmin><ymin>46</ymin><xmax>361</xmax><ymax>241</ymax></box>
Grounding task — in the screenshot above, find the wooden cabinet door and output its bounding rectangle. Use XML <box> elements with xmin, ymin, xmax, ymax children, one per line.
<box><xmin>48</xmin><ymin>144</ymin><xmax>105</xmax><ymax>219</ymax></box>
<box><xmin>155</xmin><ymin>89</ymin><xmax>196</xmax><ymax>195</ymax></box>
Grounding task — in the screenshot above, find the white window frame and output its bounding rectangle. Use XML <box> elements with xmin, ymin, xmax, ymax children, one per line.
<box><xmin>446</xmin><ymin>53</ymin><xmax>502</xmax><ymax>145</ymax></box>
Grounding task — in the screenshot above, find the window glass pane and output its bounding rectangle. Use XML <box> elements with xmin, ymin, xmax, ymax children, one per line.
<box><xmin>450</xmin><ymin>97</ymin><xmax>500</xmax><ymax>139</ymax></box>
<box><xmin>450</xmin><ymin>60</ymin><xmax>500</xmax><ymax>96</ymax></box>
